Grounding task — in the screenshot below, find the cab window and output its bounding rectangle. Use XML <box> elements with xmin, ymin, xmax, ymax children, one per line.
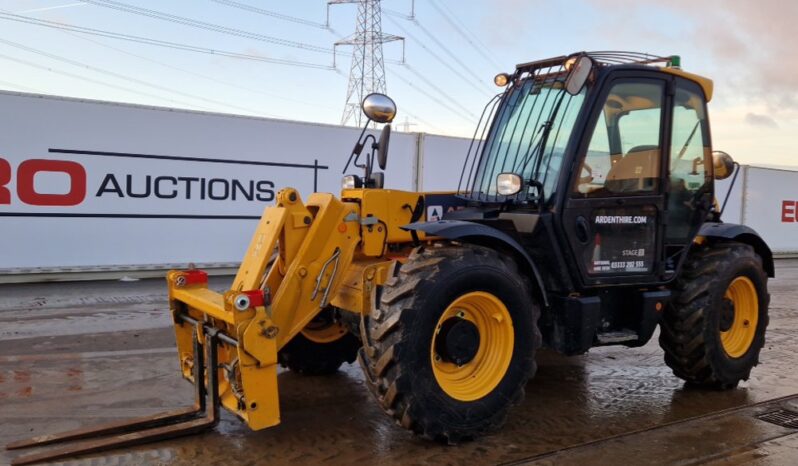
<box><xmin>574</xmin><ymin>81</ymin><xmax>665</xmax><ymax>197</ymax></box>
<box><xmin>666</xmin><ymin>82</ymin><xmax>711</xmax><ymax>241</ymax></box>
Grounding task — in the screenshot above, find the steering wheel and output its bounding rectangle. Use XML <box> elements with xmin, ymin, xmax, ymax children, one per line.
<box><xmin>578</xmin><ymin>162</ymin><xmax>594</xmax><ymax>185</ymax></box>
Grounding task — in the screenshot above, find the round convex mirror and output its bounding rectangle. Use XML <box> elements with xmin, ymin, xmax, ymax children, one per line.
<box><xmin>712</xmin><ymin>151</ymin><xmax>735</xmax><ymax>180</ymax></box>
<box><xmin>362</xmin><ymin>93</ymin><xmax>397</xmax><ymax>123</ymax></box>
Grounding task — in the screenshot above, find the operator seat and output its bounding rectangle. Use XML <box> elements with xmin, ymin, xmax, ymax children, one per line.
<box><xmin>604</xmin><ymin>145</ymin><xmax>660</xmax><ymax>193</ymax></box>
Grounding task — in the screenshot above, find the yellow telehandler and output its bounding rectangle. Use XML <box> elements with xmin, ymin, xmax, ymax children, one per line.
<box><xmin>8</xmin><ymin>52</ymin><xmax>774</xmax><ymax>464</ymax></box>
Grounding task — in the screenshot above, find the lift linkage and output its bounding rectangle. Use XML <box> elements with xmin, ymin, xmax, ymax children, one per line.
<box><xmin>6</xmin><ymin>315</ymin><xmax>228</xmax><ymax>466</ymax></box>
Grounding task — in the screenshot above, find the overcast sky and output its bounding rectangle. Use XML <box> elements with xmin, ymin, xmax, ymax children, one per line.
<box><xmin>1</xmin><ymin>0</ymin><xmax>796</xmax><ymax>168</ymax></box>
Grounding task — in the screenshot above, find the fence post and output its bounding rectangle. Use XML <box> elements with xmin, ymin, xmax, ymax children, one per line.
<box><xmin>413</xmin><ymin>132</ymin><xmax>425</xmax><ymax>192</ymax></box>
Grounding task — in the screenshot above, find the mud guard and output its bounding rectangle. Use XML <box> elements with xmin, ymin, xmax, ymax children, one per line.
<box><xmin>403</xmin><ymin>220</ymin><xmax>549</xmax><ymax>307</ymax></box>
<box><xmin>699</xmin><ymin>222</ymin><xmax>775</xmax><ymax>277</ymax></box>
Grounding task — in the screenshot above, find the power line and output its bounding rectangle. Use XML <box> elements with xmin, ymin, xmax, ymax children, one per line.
<box><xmin>411</xmin><ymin>17</ymin><xmax>488</xmax><ymax>87</ymax></box>
<box><xmin>79</xmin><ymin>0</ymin><xmax>335</xmax><ymax>55</ymax></box>
<box><xmin>15</xmin><ymin>2</ymin><xmax>85</xmax><ymax>14</ymax></box>
<box><xmin>429</xmin><ymin>0</ymin><xmax>502</xmax><ymax>69</ymax></box>
<box><xmin>385</xmin><ymin>15</ymin><xmax>491</xmax><ymax>98</ymax></box>
<box><xmin>1</xmin><ymin>12</ymin><xmax>442</xmax><ymax>129</ymax></box>
<box><xmin>0</xmin><ymin>38</ymin><xmax>270</xmax><ymax>116</ymax></box>
<box><xmin>0</xmin><ymin>5</ymin><xmax>458</xmax><ymax>131</ymax></box>
<box><xmin>383</xmin><ymin>7</ymin><xmax>413</xmax><ymax>20</ymax></box>
<box><xmin>210</xmin><ymin>0</ymin><xmax>328</xmax><ymax>29</ymax></box>
<box><xmin>61</xmin><ymin>30</ymin><xmax>338</xmax><ymax>114</ymax></box>
<box><xmin>397</xmin><ymin>63</ymin><xmax>477</xmax><ymax>118</ymax></box>
<box><xmin>386</xmin><ymin>2</ymin><xmax>494</xmax><ymax>84</ymax></box>
<box><xmin>0</xmin><ymin>10</ymin><xmax>333</xmax><ymax>70</ymax></box>
<box><xmin>385</xmin><ymin>2</ymin><xmax>493</xmax><ymax>85</ymax></box>
<box><xmin>0</xmin><ymin>52</ymin><xmax>211</xmax><ymax>111</ymax></box>
<box><xmin>390</xmin><ymin>65</ymin><xmax>475</xmax><ymax>125</ymax></box>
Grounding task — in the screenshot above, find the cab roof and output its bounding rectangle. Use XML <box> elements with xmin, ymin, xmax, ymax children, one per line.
<box><xmin>515</xmin><ymin>51</ymin><xmax>714</xmax><ymax>102</ymax></box>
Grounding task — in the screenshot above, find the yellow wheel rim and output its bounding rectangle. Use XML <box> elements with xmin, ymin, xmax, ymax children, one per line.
<box><xmin>430</xmin><ymin>291</ymin><xmax>514</xmax><ymax>402</ymax></box>
<box><xmin>302</xmin><ymin>321</ymin><xmax>348</xmax><ymax>344</ymax></box>
<box><xmin>720</xmin><ymin>276</ymin><xmax>759</xmax><ymax>358</ymax></box>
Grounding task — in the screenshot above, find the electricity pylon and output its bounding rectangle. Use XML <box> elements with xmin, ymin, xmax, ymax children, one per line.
<box><xmin>328</xmin><ymin>0</ymin><xmax>404</xmax><ymax>126</ymax></box>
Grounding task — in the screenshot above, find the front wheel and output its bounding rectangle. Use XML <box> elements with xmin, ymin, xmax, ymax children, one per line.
<box><xmin>359</xmin><ymin>244</ymin><xmax>540</xmax><ymax>442</ymax></box>
<box><xmin>659</xmin><ymin>242</ymin><xmax>770</xmax><ymax>388</ymax></box>
<box><xmin>278</xmin><ymin>308</ymin><xmax>360</xmax><ymax>375</ymax></box>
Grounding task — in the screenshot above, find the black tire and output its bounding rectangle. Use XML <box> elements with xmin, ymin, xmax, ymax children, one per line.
<box><xmin>278</xmin><ymin>317</ymin><xmax>360</xmax><ymax>376</ymax></box>
<box><xmin>659</xmin><ymin>241</ymin><xmax>769</xmax><ymax>389</ymax></box>
<box><xmin>358</xmin><ymin>243</ymin><xmax>541</xmax><ymax>442</ymax></box>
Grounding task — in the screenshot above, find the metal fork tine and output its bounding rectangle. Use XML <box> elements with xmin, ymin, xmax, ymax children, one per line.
<box><xmin>5</xmin><ymin>406</ymin><xmax>203</xmax><ymax>451</ymax></box>
<box><xmin>7</xmin><ymin>326</ymin><xmax>208</xmax><ymax>451</ymax></box>
<box><xmin>7</xmin><ymin>330</ymin><xmax>221</xmax><ymax>466</ymax></box>
<box><xmin>10</xmin><ymin>416</ymin><xmax>217</xmax><ymax>466</ymax></box>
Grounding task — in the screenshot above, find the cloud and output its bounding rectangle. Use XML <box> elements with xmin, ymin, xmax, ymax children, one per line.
<box><xmin>744</xmin><ymin>113</ymin><xmax>778</xmax><ymax>128</ymax></box>
<box><xmin>480</xmin><ymin>0</ymin><xmax>535</xmax><ymax>46</ymax></box>
<box><xmin>584</xmin><ymin>0</ymin><xmax>798</xmax><ymax>111</ymax></box>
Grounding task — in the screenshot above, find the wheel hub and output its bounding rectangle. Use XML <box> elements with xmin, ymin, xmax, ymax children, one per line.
<box><xmin>430</xmin><ymin>291</ymin><xmax>514</xmax><ymax>402</ymax></box>
<box><xmin>719</xmin><ymin>298</ymin><xmax>735</xmax><ymax>332</ymax></box>
<box><xmin>720</xmin><ymin>276</ymin><xmax>760</xmax><ymax>359</ymax></box>
<box><xmin>435</xmin><ymin>316</ymin><xmax>480</xmax><ymax>366</ymax></box>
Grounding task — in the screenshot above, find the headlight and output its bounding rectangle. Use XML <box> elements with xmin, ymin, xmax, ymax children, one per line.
<box><xmin>342</xmin><ymin>174</ymin><xmax>362</xmax><ymax>190</ymax></box>
<box><xmin>497</xmin><ymin>173</ymin><xmax>523</xmax><ymax>196</ymax></box>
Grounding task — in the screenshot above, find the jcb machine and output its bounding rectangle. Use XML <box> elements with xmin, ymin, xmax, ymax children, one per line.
<box><xmin>9</xmin><ymin>52</ymin><xmax>773</xmax><ymax>464</ymax></box>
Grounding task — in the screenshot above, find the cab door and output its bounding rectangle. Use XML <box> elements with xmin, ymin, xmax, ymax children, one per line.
<box><xmin>662</xmin><ymin>78</ymin><xmax>714</xmax><ymax>277</ymax></box>
<box><xmin>562</xmin><ymin>76</ymin><xmax>669</xmax><ymax>286</ymax></box>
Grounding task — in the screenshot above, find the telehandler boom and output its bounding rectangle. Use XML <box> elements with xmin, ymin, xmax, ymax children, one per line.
<box><xmin>8</xmin><ymin>52</ymin><xmax>774</xmax><ymax>465</ymax></box>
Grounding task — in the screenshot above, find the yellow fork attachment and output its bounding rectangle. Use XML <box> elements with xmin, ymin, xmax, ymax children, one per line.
<box><xmin>6</xmin><ymin>188</ymin><xmax>361</xmax><ymax>464</ymax></box>
<box><xmin>169</xmin><ymin>187</ymin><xmax>360</xmax><ymax>430</ymax></box>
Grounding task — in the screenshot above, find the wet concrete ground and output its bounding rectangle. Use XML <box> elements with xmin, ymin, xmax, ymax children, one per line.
<box><xmin>1</xmin><ymin>262</ymin><xmax>797</xmax><ymax>465</ymax></box>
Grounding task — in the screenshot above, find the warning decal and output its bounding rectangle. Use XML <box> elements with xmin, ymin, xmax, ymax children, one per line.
<box><xmin>426</xmin><ymin>205</ymin><xmax>443</xmax><ymax>221</ymax></box>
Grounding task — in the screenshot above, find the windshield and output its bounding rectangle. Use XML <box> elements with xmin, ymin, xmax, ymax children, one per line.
<box><xmin>460</xmin><ymin>76</ymin><xmax>587</xmax><ymax>202</ymax></box>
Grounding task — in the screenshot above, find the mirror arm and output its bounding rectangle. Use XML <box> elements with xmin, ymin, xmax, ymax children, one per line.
<box><xmin>366</xmin><ymin>147</ymin><xmax>375</xmax><ymax>180</ymax></box>
<box><xmin>356</xmin><ymin>135</ymin><xmax>377</xmax><ymax>169</ymax></box>
<box><xmin>524</xmin><ymin>179</ymin><xmax>545</xmax><ymax>205</ymax></box>
<box><xmin>343</xmin><ymin>119</ymin><xmax>373</xmax><ymax>173</ymax></box>
<box><xmin>719</xmin><ymin>162</ymin><xmax>741</xmax><ymax>217</ymax></box>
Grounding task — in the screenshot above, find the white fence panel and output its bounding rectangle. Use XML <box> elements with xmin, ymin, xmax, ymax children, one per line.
<box><xmin>0</xmin><ymin>92</ymin><xmax>421</xmax><ymax>271</ymax></box>
<box><xmin>740</xmin><ymin>167</ymin><xmax>798</xmax><ymax>254</ymax></box>
<box><xmin>419</xmin><ymin>134</ymin><xmax>472</xmax><ymax>192</ymax></box>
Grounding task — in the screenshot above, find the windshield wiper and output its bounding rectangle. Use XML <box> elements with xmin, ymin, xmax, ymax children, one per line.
<box><xmin>515</xmin><ymin>90</ymin><xmax>568</xmax><ymax>184</ymax></box>
<box><xmin>677</xmin><ymin>120</ymin><xmax>701</xmax><ymax>160</ymax></box>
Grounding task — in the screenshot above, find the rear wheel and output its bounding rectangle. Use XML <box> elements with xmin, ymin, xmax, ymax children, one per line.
<box><xmin>359</xmin><ymin>244</ymin><xmax>540</xmax><ymax>442</ymax></box>
<box><xmin>278</xmin><ymin>308</ymin><xmax>360</xmax><ymax>375</ymax></box>
<box><xmin>659</xmin><ymin>242</ymin><xmax>769</xmax><ymax>388</ymax></box>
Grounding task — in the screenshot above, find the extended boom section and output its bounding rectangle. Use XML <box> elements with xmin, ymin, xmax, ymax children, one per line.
<box><xmin>170</xmin><ymin>188</ymin><xmax>361</xmax><ymax>430</ymax></box>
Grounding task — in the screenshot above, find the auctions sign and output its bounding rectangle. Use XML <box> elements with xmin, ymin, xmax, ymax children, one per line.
<box><xmin>0</xmin><ymin>148</ymin><xmax>326</xmax><ymax>219</ymax></box>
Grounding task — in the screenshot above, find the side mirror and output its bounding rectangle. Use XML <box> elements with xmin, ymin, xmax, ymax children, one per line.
<box><xmin>564</xmin><ymin>55</ymin><xmax>593</xmax><ymax>96</ymax></box>
<box><xmin>362</xmin><ymin>93</ymin><xmax>397</xmax><ymax>123</ymax></box>
<box><xmin>712</xmin><ymin>151</ymin><xmax>735</xmax><ymax>180</ymax></box>
<box><xmin>377</xmin><ymin>124</ymin><xmax>391</xmax><ymax>170</ymax></box>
